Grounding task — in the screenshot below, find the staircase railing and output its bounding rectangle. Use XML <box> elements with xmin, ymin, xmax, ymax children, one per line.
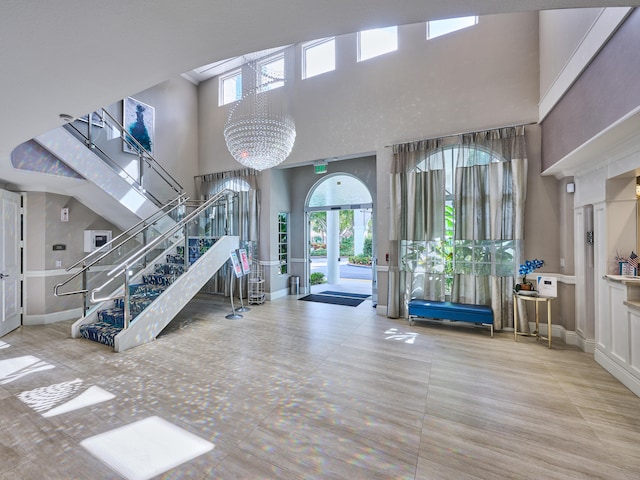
<box><xmin>55</xmin><ymin>189</ymin><xmax>238</xmax><ymax>329</ymax></box>
<box><xmin>64</xmin><ymin>108</ymin><xmax>184</xmax><ymax>207</ymax></box>
<box><xmin>54</xmin><ymin>193</ymin><xmax>188</xmax><ymax>312</ymax></box>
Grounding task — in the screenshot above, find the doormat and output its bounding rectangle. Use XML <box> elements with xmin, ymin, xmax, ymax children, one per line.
<box><xmin>299</xmin><ymin>294</ymin><xmax>365</xmax><ymax>307</ymax></box>
<box><xmin>320</xmin><ymin>291</ymin><xmax>371</xmax><ymax>299</ymax></box>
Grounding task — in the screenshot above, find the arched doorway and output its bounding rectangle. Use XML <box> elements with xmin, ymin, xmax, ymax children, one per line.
<box><xmin>304</xmin><ymin>173</ymin><xmax>375</xmax><ymax>299</ymax></box>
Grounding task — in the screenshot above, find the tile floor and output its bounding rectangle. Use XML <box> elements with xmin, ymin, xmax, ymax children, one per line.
<box><xmin>1</xmin><ymin>291</ymin><xmax>640</xmax><ymax>479</ymax></box>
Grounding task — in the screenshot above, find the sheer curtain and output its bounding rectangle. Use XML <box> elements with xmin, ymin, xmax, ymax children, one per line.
<box><xmin>389</xmin><ymin>140</ymin><xmax>446</xmax><ymax>318</ymax></box>
<box><xmin>451</xmin><ymin>127</ymin><xmax>528</xmax><ymax>330</ymax></box>
<box><xmin>195</xmin><ymin>168</ymin><xmax>260</xmax><ymax>296</ymax></box>
<box><xmin>389</xmin><ymin>126</ymin><xmax>528</xmax><ymax>330</ymax></box>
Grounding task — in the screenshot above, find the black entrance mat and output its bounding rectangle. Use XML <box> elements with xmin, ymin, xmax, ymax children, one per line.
<box><xmin>319</xmin><ymin>291</ymin><xmax>371</xmax><ymax>299</ymax></box>
<box><xmin>299</xmin><ymin>294</ymin><xmax>366</xmax><ymax>307</ymax></box>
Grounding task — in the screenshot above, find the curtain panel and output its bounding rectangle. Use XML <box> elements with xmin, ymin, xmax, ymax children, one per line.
<box><xmin>389</xmin><ymin>126</ymin><xmax>528</xmax><ymax>330</ymax></box>
<box><xmin>195</xmin><ymin>168</ymin><xmax>260</xmax><ymax>297</ymax></box>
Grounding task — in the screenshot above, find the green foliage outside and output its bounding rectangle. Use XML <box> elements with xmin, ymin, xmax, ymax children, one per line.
<box><xmin>310</xmin><ymin>272</ymin><xmax>326</xmax><ymax>285</ymax></box>
<box><xmin>363</xmin><ymin>237</ymin><xmax>372</xmax><ymax>257</ymax></box>
<box><xmin>348</xmin><ymin>254</ymin><xmax>372</xmax><ymax>265</ymax></box>
<box><xmin>340</xmin><ymin>236</ymin><xmax>353</xmax><ymax>257</ymax></box>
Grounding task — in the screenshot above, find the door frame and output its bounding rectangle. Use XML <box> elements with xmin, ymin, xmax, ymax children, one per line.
<box><xmin>0</xmin><ymin>189</ymin><xmax>23</xmax><ymax>337</ymax></box>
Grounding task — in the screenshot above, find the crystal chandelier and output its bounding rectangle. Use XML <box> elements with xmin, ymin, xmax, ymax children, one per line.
<box><xmin>224</xmin><ymin>70</ymin><xmax>296</xmax><ymax>171</ymax></box>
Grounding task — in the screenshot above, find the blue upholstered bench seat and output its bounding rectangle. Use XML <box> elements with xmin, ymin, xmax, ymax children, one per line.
<box><xmin>408</xmin><ymin>299</ymin><xmax>494</xmax><ymax>336</ymax></box>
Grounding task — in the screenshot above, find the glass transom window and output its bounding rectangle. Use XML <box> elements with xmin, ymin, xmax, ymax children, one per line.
<box><xmin>427</xmin><ymin>16</ymin><xmax>478</xmax><ymax>40</ymax></box>
<box><xmin>302</xmin><ymin>38</ymin><xmax>336</xmax><ymax>79</ymax></box>
<box><xmin>308</xmin><ymin>174</ymin><xmax>372</xmax><ymax>208</ymax></box>
<box><xmin>358</xmin><ymin>26</ymin><xmax>398</xmax><ymax>62</ymax></box>
<box><xmin>219</xmin><ymin>69</ymin><xmax>242</xmax><ymax>106</ymax></box>
<box><xmin>257</xmin><ymin>53</ymin><xmax>285</xmax><ymax>92</ymax></box>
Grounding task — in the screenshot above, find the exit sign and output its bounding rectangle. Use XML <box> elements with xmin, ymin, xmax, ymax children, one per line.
<box><xmin>314</xmin><ymin>164</ymin><xmax>327</xmax><ymax>174</ymax></box>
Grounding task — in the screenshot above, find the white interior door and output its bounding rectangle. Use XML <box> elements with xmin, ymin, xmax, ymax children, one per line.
<box><xmin>0</xmin><ymin>189</ymin><xmax>21</xmax><ymax>337</ymax></box>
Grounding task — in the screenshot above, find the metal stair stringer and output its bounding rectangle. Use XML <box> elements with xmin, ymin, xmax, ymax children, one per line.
<box><xmin>113</xmin><ymin>235</ymin><xmax>239</xmax><ymax>352</ymax></box>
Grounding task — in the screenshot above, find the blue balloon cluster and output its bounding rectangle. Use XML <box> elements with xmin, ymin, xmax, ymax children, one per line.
<box><xmin>519</xmin><ymin>258</ymin><xmax>544</xmax><ymax>276</ymax></box>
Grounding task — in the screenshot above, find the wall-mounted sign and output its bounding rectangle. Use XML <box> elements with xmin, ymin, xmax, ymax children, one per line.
<box><xmin>52</xmin><ymin>244</ymin><xmax>66</xmax><ymax>251</ymax></box>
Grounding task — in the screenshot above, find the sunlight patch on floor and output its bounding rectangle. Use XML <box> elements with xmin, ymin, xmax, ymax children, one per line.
<box><xmin>81</xmin><ymin>416</ymin><xmax>214</xmax><ymax>480</ymax></box>
<box><xmin>384</xmin><ymin>328</ymin><xmax>418</xmax><ymax>344</ymax></box>
<box><xmin>0</xmin><ymin>355</ymin><xmax>54</xmax><ymax>385</ymax></box>
<box><xmin>17</xmin><ymin>378</ymin><xmax>116</xmax><ymax>417</ymax></box>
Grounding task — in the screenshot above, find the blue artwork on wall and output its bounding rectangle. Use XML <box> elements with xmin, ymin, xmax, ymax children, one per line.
<box><xmin>123</xmin><ymin>97</ymin><xmax>154</xmax><ymax>155</ymax></box>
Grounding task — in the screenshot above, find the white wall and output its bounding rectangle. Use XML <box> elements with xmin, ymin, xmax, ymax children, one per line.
<box><xmin>198</xmin><ymin>12</ymin><xmax>540</xmax><ymax>174</ymax></box>
<box><xmin>24</xmin><ymin>192</ymin><xmax>123</xmax><ymax>323</ymax></box>
<box><xmin>197</xmin><ymin>12</ymin><xmax>541</xmax><ymax>308</ymax></box>
<box><xmin>539</xmin><ymin>8</ymin><xmax>603</xmax><ymax>98</ymax></box>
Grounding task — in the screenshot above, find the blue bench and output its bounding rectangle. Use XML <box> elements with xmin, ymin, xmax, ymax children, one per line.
<box><xmin>408</xmin><ymin>299</ymin><xmax>494</xmax><ymax>337</ymax></box>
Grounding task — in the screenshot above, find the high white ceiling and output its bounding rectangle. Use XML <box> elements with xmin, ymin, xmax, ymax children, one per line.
<box><xmin>1</xmin><ymin>0</ymin><xmax>639</xmax><ymax>175</ymax></box>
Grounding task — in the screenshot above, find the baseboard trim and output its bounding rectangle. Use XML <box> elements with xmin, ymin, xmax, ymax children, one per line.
<box><xmin>526</xmin><ymin>322</ymin><xmax>597</xmax><ymax>351</ymax></box>
<box><xmin>24</xmin><ymin>308</ymin><xmax>83</xmax><ymax>325</ymax></box>
<box><xmin>267</xmin><ymin>288</ymin><xmax>289</xmax><ymax>301</ymax></box>
<box><xmin>595</xmin><ymin>348</ymin><xmax>640</xmax><ymax>398</ymax></box>
<box><xmin>577</xmin><ymin>335</ymin><xmax>596</xmax><ymax>354</ymax></box>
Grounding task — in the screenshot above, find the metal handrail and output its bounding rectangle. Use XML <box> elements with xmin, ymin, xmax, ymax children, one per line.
<box><xmin>53</xmin><ymin>194</ymin><xmax>188</xmax><ymax>298</ymax></box>
<box><xmin>108</xmin><ymin>189</ymin><xmax>235</xmax><ymax>280</ymax></box>
<box><xmin>66</xmin><ymin>193</ymin><xmax>187</xmax><ymax>272</ymax></box>
<box><xmin>90</xmin><ymin>189</ymin><xmax>236</xmax><ymax>305</ymax></box>
<box><xmin>100</xmin><ymin>109</ymin><xmax>183</xmax><ymax>196</ymax></box>
<box><xmin>66</xmin><ymin>108</ymin><xmax>184</xmax><ymax>206</ymax></box>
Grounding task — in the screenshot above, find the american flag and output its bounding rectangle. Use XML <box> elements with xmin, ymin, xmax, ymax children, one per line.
<box><xmin>629</xmin><ymin>251</ymin><xmax>638</xmax><ymax>270</ymax></box>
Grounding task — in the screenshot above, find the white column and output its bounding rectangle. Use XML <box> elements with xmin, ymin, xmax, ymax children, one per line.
<box><xmin>354</xmin><ymin>210</ymin><xmax>366</xmax><ymax>255</ymax></box>
<box><xmin>326</xmin><ymin>210</ymin><xmax>340</xmax><ymax>284</ymax></box>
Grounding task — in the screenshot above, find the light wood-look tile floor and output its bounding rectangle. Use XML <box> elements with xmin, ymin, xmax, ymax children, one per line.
<box><xmin>1</xmin><ymin>292</ymin><xmax>640</xmax><ymax>479</ymax></box>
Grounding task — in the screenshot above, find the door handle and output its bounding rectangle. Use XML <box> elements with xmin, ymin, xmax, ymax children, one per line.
<box><xmin>0</xmin><ymin>273</ymin><xmax>9</xmax><ymax>279</ymax></box>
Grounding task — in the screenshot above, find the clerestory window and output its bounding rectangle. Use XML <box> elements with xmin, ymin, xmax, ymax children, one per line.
<box><xmin>427</xmin><ymin>16</ymin><xmax>478</xmax><ymax>40</ymax></box>
<box><xmin>357</xmin><ymin>26</ymin><xmax>397</xmax><ymax>62</ymax></box>
<box><xmin>219</xmin><ymin>69</ymin><xmax>242</xmax><ymax>106</ymax></box>
<box><xmin>257</xmin><ymin>53</ymin><xmax>285</xmax><ymax>92</ymax></box>
<box><xmin>302</xmin><ymin>38</ymin><xmax>336</xmax><ymax>79</ymax></box>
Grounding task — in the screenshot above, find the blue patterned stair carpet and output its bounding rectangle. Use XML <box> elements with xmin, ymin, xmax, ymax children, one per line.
<box><xmin>78</xmin><ymin>253</ymin><xmax>192</xmax><ymax>347</ymax></box>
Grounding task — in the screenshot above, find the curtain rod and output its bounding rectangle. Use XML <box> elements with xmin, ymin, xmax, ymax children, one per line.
<box><xmin>385</xmin><ymin>121</ymin><xmax>538</xmax><ymax>148</ymax></box>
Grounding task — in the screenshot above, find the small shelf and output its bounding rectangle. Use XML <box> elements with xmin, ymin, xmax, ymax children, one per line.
<box><xmin>248</xmin><ymin>262</ymin><xmax>265</xmax><ymax>305</ymax></box>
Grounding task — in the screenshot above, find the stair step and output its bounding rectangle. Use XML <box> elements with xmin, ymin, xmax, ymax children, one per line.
<box><xmin>166</xmin><ymin>253</ymin><xmax>184</xmax><ymax>264</ymax></box>
<box><xmin>79</xmin><ymin>322</ymin><xmax>122</xmax><ymax>347</ymax></box>
<box><xmin>142</xmin><ymin>273</ymin><xmax>175</xmax><ymax>287</ymax></box>
<box><xmin>82</xmin><ymin>245</ymin><xmax>216</xmax><ymax>348</ymax></box>
<box><xmin>97</xmin><ymin>307</ymin><xmax>124</xmax><ymax>327</ymax></box>
<box><xmin>155</xmin><ymin>263</ymin><xmax>184</xmax><ymax>275</ymax></box>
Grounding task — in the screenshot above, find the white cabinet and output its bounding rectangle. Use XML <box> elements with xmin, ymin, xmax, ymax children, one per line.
<box><xmin>597</xmin><ymin>276</ymin><xmax>640</xmax><ymax>397</ymax></box>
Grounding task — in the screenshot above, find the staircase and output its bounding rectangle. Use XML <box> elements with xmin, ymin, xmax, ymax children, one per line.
<box><xmin>32</xmin><ymin>108</ymin><xmax>183</xmax><ymax>231</ymax></box>
<box><xmin>73</xmin><ymin>235</ymin><xmax>237</xmax><ymax>351</ymax></box>
<box><xmin>42</xmin><ymin>109</ymin><xmax>242</xmax><ymax>352</ymax></box>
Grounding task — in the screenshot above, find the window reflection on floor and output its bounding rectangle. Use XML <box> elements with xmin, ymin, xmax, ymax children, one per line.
<box><xmin>81</xmin><ymin>416</ymin><xmax>214</xmax><ymax>480</ymax></box>
<box><xmin>384</xmin><ymin>328</ymin><xmax>418</xmax><ymax>344</ymax></box>
<box><xmin>17</xmin><ymin>378</ymin><xmax>116</xmax><ymax>417</ymax></box>
<box><xmin>0</xmin><ymin>355</ymin><xmax>54</xmax><ymax>385</ymax></box>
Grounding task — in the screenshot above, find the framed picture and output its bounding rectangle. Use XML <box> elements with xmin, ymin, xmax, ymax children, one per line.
<box><xmin>78</xmin><ymin>111</ymin><xmax>104</xmax><ymax>128</ymax></box>
<box><xmin>238</xmin><ymin>249</ymin><xmax>251</xmax><ymax>274</ymax></box>
<box><xmin>230</xmin><ymin>251</ymin><xmax>243</xmax><ymax>278</ymax></box>
<box><xmin>123</xmin><ymin>97</ymin><xmax>154</xmax><ymax>154</ymax></box>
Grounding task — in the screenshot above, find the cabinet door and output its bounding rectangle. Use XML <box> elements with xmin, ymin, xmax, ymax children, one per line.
<box><xmin>630</xmin><ymin>309</ymin><xmax>640</xmax><ymax>376</ymax></box>
<box><xmin>609</xmin><ymin>281</ymin><xmax>628</xmax><ymax>363</ymax></box>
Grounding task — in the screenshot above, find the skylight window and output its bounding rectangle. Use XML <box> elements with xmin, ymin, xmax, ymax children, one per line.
<box><xmin>219</xmin><ymin>69</ymin><xmax>242</xmax><ymax>106</ymax></box>
<box><xmin>302</xmin><ymin>38</ymin><xmax>336</xmax><ymax>79</ymax></box>
<box><xmin>358</xmin><ymin>26</ymin><xmax>398</xmax><ymax>62</ymax></box>
<box><xmin>257</xmin><ymin>53</ymin><xmax>285</xmax><ymax>92</ymax></box>
<box><xmin>427</xmin><ymin>16</ymin><xmax>478</xmax><ymax>40</ymax></box>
